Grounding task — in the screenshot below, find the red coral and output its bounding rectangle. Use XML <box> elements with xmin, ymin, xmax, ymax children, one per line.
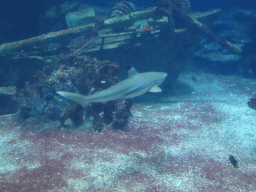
<box><xmin>143</xmin><ymin>26</ymin><xmax>154</xmax><ymax>32</ymax></box>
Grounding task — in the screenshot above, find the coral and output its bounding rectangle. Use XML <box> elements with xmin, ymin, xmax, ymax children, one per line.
<box><xmin>16</xmin><ymin>53</ymin><xmax>132</xmax><ymax>131</ymax></box>
<box><xmin>103</xmin><ymin>100</ymin><xmax>117</xmax><ymax>124</ymax></box>
<box><xmin>113</xmin><ymin>98</ymin><xmax>133</xmax><ymax>130</ymax></box>
<box><xmin>85</xmin><ymin>99</ymin><xmax>133</xmax><ymax>131</ymax></box>
<box><xmin>66</xmin><ymin>103</ymin><xmax>84</xmax><ymax>126</ymax></box>
<box><xmin>86</xmin><ymin>102</ymin><xmax>105</xmax><ymax>132</ymax></box>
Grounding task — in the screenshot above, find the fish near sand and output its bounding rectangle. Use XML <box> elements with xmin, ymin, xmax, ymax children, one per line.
<box><xmin>57</xmin><ymin>67</ymin><xmax>167</xmax><ymax>107</ymax></box>
<box><xmin>229</xmin><ymin>155</ymin><xmax>238</xmax><ymax>168</ymax></box>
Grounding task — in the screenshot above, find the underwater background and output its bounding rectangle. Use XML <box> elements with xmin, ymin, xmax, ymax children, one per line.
<box><xmin>0</xmin><ymin>0</ymin><xmax>256</xmax><ymax>191</ymax></box>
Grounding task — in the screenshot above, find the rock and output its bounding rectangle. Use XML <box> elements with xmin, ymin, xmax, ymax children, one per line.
<box><xmin>0</xmin><ymin>86</ymin><xmax>17</xmax><ymax>116</ymax></box>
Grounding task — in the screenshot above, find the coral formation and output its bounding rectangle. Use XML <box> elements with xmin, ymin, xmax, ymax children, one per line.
<box><xmin>85</xmin><ymin>98</ymin><xmax>133</xmax><ymax>131</ymax></box>
<box><xmin>17</xmin><ymin>54</ymin><xmax>132</xmax><ymax>131</ymax></box>
<box><xmin>113</xmin><ymin>98</ymin><xmax>133</xmax><ymax>130</ymax></box>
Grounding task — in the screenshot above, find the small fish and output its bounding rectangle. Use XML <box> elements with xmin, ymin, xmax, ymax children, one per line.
<box><xmin>229</xmin><ymin>155</ymin><xmax>238</xmax><ymax>168</ymax></box>
<box><xmin>57</xmin><ymin>67</ymin><xmax>167</xmax><ymax>107</ymax></box>
<box><xmin>192</xmin><ymin>76</ymin><xmax>197</xmax><ymax>82</ymax></box>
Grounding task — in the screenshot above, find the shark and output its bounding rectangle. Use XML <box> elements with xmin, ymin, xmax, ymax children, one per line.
<box><xmin>57</xmin><ymin>67</ymin><xmax>167</xmax><ymax>107</ymax></box>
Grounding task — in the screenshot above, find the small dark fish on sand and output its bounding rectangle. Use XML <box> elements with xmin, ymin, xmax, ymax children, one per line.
<box><xmin>229</xmin><ymin>155</ymin><xmax>238</xmax><ymax>168</ymax></box>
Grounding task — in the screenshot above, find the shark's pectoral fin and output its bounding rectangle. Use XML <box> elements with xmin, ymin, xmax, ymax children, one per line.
<box><xmin>148</xmin><ymin>85</ymin><xmax>162</xmax><ymax>93</ymax></box>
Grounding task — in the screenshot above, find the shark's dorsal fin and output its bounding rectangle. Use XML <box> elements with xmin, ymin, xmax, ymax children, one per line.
<box><xmin>128</xmin><ymin>67</ymin><xmax>139</xmax><ymax>78</ymax></box>
<box><xmin>148</xmin><ymin>85</ymin><xmax>162</xmax><ymax>93</ymax></box>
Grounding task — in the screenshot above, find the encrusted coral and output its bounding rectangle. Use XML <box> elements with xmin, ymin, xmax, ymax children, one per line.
<box><xmin>17</xmin><ymin>53</ymin><xmax>132</xmax><ymax>131</ymax></box>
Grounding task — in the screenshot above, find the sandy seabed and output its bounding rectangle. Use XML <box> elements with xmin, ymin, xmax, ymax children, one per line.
<box><xmin>0</xmin><ymin>70</ymin><xmax>256</xmax><ymax>192</ymax></box>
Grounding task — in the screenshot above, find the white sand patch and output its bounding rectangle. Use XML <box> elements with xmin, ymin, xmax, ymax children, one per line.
<box><xmin>165</xmin><ymin>72</ymin><xmax>256</xmax><ymax>165</ymax></box>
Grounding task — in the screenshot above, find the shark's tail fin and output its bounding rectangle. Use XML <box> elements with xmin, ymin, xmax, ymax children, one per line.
<box><xmin>57</xmin><ymin>91</ymin><xmax>90</xmax><ymax>107</ymax></box>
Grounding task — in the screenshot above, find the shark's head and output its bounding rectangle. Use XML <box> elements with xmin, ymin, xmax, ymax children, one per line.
<box><xmin>138</xmin><ymin>71</ymin><xmax>167</xmax><ymax>93</ymax></box>
<box><xmin>152</xmin><ymin>72</ymin><xmax>168</xmax><ymax>86</ymax></box>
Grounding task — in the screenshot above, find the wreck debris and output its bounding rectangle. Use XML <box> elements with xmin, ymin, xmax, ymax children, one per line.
<box><xmin>65</xmin><ymin>8</ymin><xmax>96</xmax><ymax>28</ymax></box>
<box><xmin>0</xmin><ymin>0</ymin><xmax>242</xmax><ymax>90</ymax></box>
<box><xmin>153</xmin><ymin>0</ymin><xmax>242</xmax><ymax>53</ymax></box>
<box><xmin>0</xmin><ymin>2</ymin><xmax>241</xmax><ymax>57</ymax></box>
<box><xmin>109</xmin><ymin>1</ymin><xmax>136</xmax><ymax>32</ymax></box>
<box><xmin>109</xmin><ymin>1</ymin><xmax>136</xmax><ymax>18</ymax></box>
<box><xmin>0</xmin><ymin>9</ymin><xmax>155</xmax><ymax>57</ymax></box>
<box><xmin>187</xmin><ymin>16</ymin><xmax>242</xmax><ymax>53</ymax></box>
<box><xmin>72</xmin><ymin>36</ymin><xmax>98</xmax><ymax>55</ymax></box>
<box><xmin>0</xmin><ymin>23</ymin><xmax>96</xmax><ymax>56</ymax></box>
<box><xmin>70</xmin><ymin>19</ymin><xmax>105</xmax><ymax>55</ymax></box>
<box><xmin>104</xmin><ymin>9</ymin><xmax>156</xmax><ymax>28</ymax></box>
